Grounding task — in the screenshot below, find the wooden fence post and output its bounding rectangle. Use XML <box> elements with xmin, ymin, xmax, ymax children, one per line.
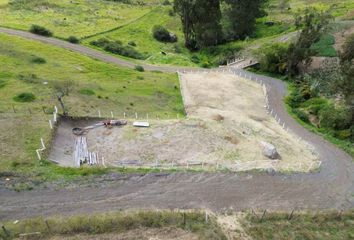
<box><xmin>260</xmin><ymin>209</ymin><xmax>267</xmax><ymax>222</ymax></box>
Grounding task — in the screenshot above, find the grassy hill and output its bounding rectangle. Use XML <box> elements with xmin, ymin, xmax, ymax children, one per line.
<box><xmin>0</xmin><ymin>33</ymin><xmax>183</xmax><ymax>184</ymax></box>
<box><xmin>1</xmin><ymin>0</ymin><xmax>354</xmax><ymax>67</ymax></box>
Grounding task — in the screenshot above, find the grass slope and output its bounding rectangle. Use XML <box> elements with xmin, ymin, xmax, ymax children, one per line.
<box><xmin>0</xmin><ymin>210</ymin><xmax>227</xmax><ymax>240</ymax></box>
<box><xmin>0</xmin><ymin>33</ymin><xmax>183</xmax><ymax>183</ymax></box>
<box><xmin>242</xmin><ymin>210</ymin><xmax>354</xmax><ymax>240</ymax></box>
<box><xmin>0</xmin><ymin>0</ymin><xmax>158</xmax><ymax>39</ymax></box>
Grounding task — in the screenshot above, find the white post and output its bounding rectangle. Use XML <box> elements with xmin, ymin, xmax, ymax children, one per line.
<box><xmin>36</xmin><ymin>149</ymin><xmax>41</xmax><ymax>160</ymax></box>
<box><xmin>40</xmin><ymin>138</ymin><xmax>45</xmax><ymax>149</ymax></box>
<box><xmin>54</xmin><ymin>106</ymin><xmax>58</xmax><ymax>113</ymax></box>
<box><xmin>98</xmin><ymin>110</ymin><xmax>101</xmax><ymax>118</ymax></box>
<box><xmin>49</xmin><ymin>120</ymin><xmax>53</xmax><ymax>129</ymax></box>
<box><xmin>53</xmin><ymin>112</ymin><xmax>57</xmax><ymax>122</ymax></box>
<box><xmin>124</xmin><ymin>112</ymin><xmax>126</xmax><ymax>119</ymax></box>
<box><xmin>135</xmin><ymin>112</ymin><xmax>138</xmax><ymax>119</ymax></box>
<box><xmin>111</xmin><ymin>111</ymin><xmax>114</xmax><ymax>118</ymax></box>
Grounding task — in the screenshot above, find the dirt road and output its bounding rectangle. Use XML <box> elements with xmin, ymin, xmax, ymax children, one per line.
<box><xmin>0</xmin><ymin>28</ymin><xmax>353</xmax><ymax>221</ymax></box>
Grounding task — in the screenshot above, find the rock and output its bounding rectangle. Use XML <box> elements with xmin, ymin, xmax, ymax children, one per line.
<box><xmin>260</xmin><ymin>141</ymin><xmax>279</xmax><ymax>159</ymax></box>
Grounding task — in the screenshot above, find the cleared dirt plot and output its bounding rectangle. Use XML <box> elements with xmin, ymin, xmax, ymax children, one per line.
<box><xmin>179</xmin><ymin>72</ymin><xmax>320</xmax><ymax>172</ymax></box>
<box><xmin>51</xmin><ymin>72</ymin><xmax>319</xmax><ymax>172</ymax></box>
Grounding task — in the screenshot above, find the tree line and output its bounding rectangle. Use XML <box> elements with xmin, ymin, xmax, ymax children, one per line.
<box><xmin>173</xmin><ymin>0</ymin><xmax>267</xmax><ymax>50</ymax></box>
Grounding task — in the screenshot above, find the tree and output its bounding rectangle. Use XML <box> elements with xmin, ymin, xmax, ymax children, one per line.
<box><xmin>52</xmin><ymin>80</ymin><xmax>74</xmax><ymax>116</ymax></box>
<box><xmin>257</xmin><ymin>43</ymin><xmax>288</xmax><ymax>75</ymax></box>
<box><xmin>287</xmin><ymin>10</ymin><xmax>332</xmax><ymax>77</ymax></box>
<box><xmin>223</xmin><ymin>0</ymin><xmax>267</xmax><ymax>40</ymax></box>
<box><xmin>174</xmin><ymin>0</ymin><xmax>222</xmax><ymax>49</ymax></box>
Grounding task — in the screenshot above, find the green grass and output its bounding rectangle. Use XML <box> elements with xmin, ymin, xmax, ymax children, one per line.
<box><xmin>242</xmin><ymin>210</ymin><xmax>354</xmax><ymax>240</ymax></box>
<box><xmin>2</xmin><ymin>0</ymin><xmax>354</xmax><ymax>67</ymax></box>
<box><xmin>311</xmin><ymin>33</ymin><xmax>337</xmax><ymax>57</ymax></box>
<box><xmin>0</xmin><ymin>210</ymin><xmax>227</xmax><ymax>240</ymax></box>
<box><xmin>0</xmin><ymin>0</ymin><xmax>159</xmax><ymax>39</ymax></box>
<box><xmin>0</xmin><ymin>33</ymin><xmax>184</xmax><ymax>181</ymax></box>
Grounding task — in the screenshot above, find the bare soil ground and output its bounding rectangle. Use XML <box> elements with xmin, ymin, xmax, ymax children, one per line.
<box><xmin>179</xmin><ymin>72</ymin><xmax>319</xmax><ymax>172</ymax></box>
<box><xmin>50</xmin><ymin>72</ymin><xmax>319</xmax><ymax>172</ymax></box>
<box><xmin>46</xmin><ymin>227</ymin><xmax>198</xmax><ymax>240</ymax></box>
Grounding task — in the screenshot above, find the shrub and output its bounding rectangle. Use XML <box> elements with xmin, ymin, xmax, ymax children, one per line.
<box><xmin>67</xmin><ymin>36</ymin><xmax>79</xmax><ymax>44</ymax></box>
<box><xmin>135</xmin><ymin>65</ymin><xmax>144</xmax><ymax>72</ymax></box>
<box><xmin>258</xmin><ymin>43</ymin><xmax>288</xmax><ymax>75</ymax></box>
<box><xmin>79</xmin><ymin>89</ymin><xmax>95</xmax><ymax>95</ymax></box>
<box><xmin>29</xmin><ymin>25</ymin><xmax>52</xmax><ymax>37</ymax></box>
<box><xmin>128</xmin><ymin>41</ymin><xmax>136</xmax><ymax>47</ymax></box>
<box><xmin>286</xmin><ymin>92</ymin><xmax>303</xmax><ymax>108</ymax></box>
<box><xmin>335</xmin><ymin>129</ymin><xmax>352</xmax><ymax>140</ymax></box>
<box><xmin>319</xmin><ymin>104</ymin><xmax>352</xmax><ymax>130</ymax></box>
<box><xmin>190</xmin><ymin>55</ymin><xmax>200</xmax><ymax>64</ymax></box>
<box><xmin>31</xmin><ymin>56</ymin><xmax>46</xmax><ymax>64</ymax></box>
<box><xmin>90</xmin><ymin>38</ymin><xmax>145</xmax><ymax>59</ymax></box>
<box><xmin>152</xmin><ymin>25</ymin><xmax>177</xmax><ymax>43</ymax></box>
<box><xmin>13</xmin><ymin>92</ymin><xmax>36</xmax><ymax>102</ymax></box>
<box><xmin>162</xmin><ymin>0</ymin><xmax>170</xmax><ymax>5</ymax></box>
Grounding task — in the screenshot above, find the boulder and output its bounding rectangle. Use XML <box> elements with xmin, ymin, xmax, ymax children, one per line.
<box><xmin>260</xmin><ymin>141</ymin><xmax>279</xmax><ymax>159</ymax></box>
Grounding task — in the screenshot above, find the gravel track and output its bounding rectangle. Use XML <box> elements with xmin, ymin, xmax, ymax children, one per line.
<box><xmin>0</xmin><ymin>28</ymin><xmax>353</xmax><ymax>221</ymax></box>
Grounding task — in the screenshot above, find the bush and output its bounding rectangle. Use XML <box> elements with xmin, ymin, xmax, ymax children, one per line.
<box><xmin>286</xmin><ymin>87</ymin><xmax>306</xmax><ymax>108</ymax></box>
<box><xmin>31</xmin><ymin>56</ymin><xmax>46</xmax><ymax>64</ymax></box>
<box><xmin>190</xmin><ymin>55</ymin><xmax>200</xmax><ymax>64</ymax></box>
<box><xmin>90</xmin><ymin>38</ymin><xmax>145</xmax><ymax>59</ymax></box>
<box><xmin>319</xmin><ymin>104</ymin><xmax>352</xmax><ymax>130</ymax></box>
<box><xmin>335</xmin><ymin>129</ymin><xmax>352</xmax><ymax>140</ymax></box>
<box><xmin>67</xmin><ymin>36</ymin><xmax>79</xmax><ymax>44</ymax></box>
<box><xmin>152</xmin><ymin>25</ymin><xmax>177</xmax><ymax>43</ymax></box>
<box><xmin>29</xmin><ymin>25</ymin><xmax>52</xmax><ymax>37</ymax></box>
<box><xmin>13</xmin><ymin>92</ymin><xmax>36</xmax><ymax>102</ymax></box>
<box><xmin>258</xmin><ymin>43</ymin><xmax>288</xmax><ymax>75</ymax></box>
<box><xmin>135</xmin><ymin>65</ymin><xmax>144</xmax><ymax>72</ymax></box>
<box><xmin>128</xmin><ymin>41</ymin><xmax>136</xmax><ymax>47</ymax></box>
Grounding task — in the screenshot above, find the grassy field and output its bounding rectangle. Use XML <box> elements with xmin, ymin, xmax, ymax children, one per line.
<box><xmin>2</xmin><ymin>0</ymin><xmax>354</xmax><ymax>67</ymax></box>
<box><xmin>0</xmin><ymin>0</ymin><xmax>159</xmax><ymax>39</ymax></box>
<box><xmin>0</xmin><ymin>210</ymin><xmax>226</xmax><ymax>240</ymax></box>
<box><xmin>0</xmin><ymin>33</ymin><xmax>183</xmax><ymax>183</ymax></box>
<box><xmin>242</xmin><ymin>210</ymin><xmax>354</xmax><ymax>240</ymax></box>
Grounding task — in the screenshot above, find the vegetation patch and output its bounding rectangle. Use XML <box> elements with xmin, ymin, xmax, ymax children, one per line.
<box><xmin>0</xmin><ymin>211</ymin><xmax>226</xmax><ymax>240</ymax></box>
<box><xmin>90</xmin><ymin>38</ymin><xmax>146</xmax><ymax>59</ymax></box>
<box><xmin>29</xmin><ymin>24</ymin><xmax>53</xmax><ymax>37</ymax></box>
<box><xmin>242</xmin><ymin>210</ymin><xmax>354</xmax><ymax>240</ymax></box>
<box><xmin>13</xmin><ymin>92</ymin><xmax>36</xmax><ymax>102</ymax></box>
<box><xmin>30</xmin><ymin>56</ymin><xmax>46</xmax><ymax>64</ymax></box>
<box><xmin>67</xmin><ymin>36</ymin><xmax>79</xmax><ymax>44</ymax></box>
<box><xmin>79</xmin><ymin>88</ymin><xmax>95</xmax><ymax>96</ymax></box>
<box><xmin>311</xmin><ymin>34</ymin><xmax>337</xmax><ymax>57</ymax></box>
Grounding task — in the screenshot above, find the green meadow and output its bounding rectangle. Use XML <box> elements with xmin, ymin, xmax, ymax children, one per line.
<box><xmin>0</xmin><ymin>33</ymin><xmax>183</xmax><ymax>181</ymax></box>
